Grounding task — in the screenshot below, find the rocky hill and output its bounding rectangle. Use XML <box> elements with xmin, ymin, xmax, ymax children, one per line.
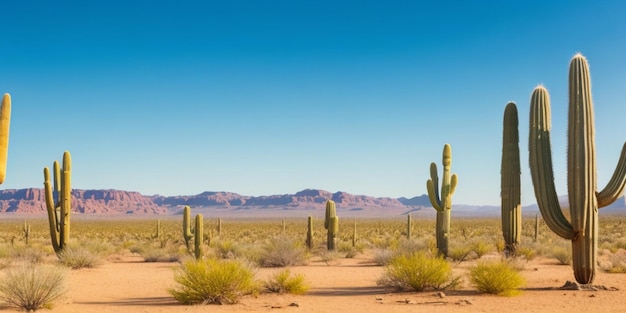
<box><xmin>0</xmin><ymin>188</ymin><xmax>622</xmax><ymax>217</ymax></box>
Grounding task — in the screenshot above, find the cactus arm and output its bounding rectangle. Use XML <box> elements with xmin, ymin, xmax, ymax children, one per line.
<box><xmin>426</xmin><ymin>163</ymin><xmax>442</xmax><ymax>211</ymax></box>
<box><xmin>44</xmin><ymin>167</ymin><xmax>61</xmax><ymax>253</ymax></box>
<box><xmin>597</xmin><ymin>143</ymin><xmax>626</xmax><ymax>208</ymax></box>
<box><xmin>182</xmin><ymin>206</ymin><xmax>193</xmax><ymax>249</ymax></box>
<box><xmin>449</xmin><ymin>174</ymin><xmax>458</xmax><ymax>196</ymax></box>
<box><xmin>529</xmin><ymin>86</ymin><xmax>575</xmax><ymax>240</ymax></box>
<box><xmin>0</xmin><ymin>94</ymin><xmax>10</xmax><ymax>184</ymax></box>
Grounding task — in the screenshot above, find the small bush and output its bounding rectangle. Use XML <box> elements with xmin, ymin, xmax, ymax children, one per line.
<box><xmin>599</xmin><ymin>249</ymin><xmax>626</xmax><ymax>273</ymax></box>
<box><xmin>550</xmin><ymin>245</ymin><xmax>572</xmax><ymax>265</ymax></box>
<box><xmin>472</xmin><ymin>241</ymin><xmax>493</xmax><ymax>258</ymax></box>
<box><xmin>58</xmin><ymin>245</ymin><xmax>102</xmax><ymax>269</ymax></box>
<box><xmin>213</xmin><ymin>240</ymin><xmax>243</xmax><ymax>259</ymax></box>
<box><xmin>264</xmin><ymin>269</ymin><xmax>309</xmax><ymax>295</ymax></box>
<box><xmin>372</xmin><ymin>248</ymin><xmax>394</xmax><ymax>266</ymax></box>
<box><xmin>169</xmin><ymin>258</ymin><xmax>259</xmax><ymax>305</ymax></box>
<box><xmin>469</xmin><ymin>261</ymin><xmax>524</xmax><ymax>296</ymax></box>
<box><xmin>448</xmin><ymin>244</ymin><xmax>475</xmax><ymax>262</ymax></box>
<box><xmin>377</xmin><ymin>252</ymin><xmax>460</xmax><ymax>291</ymax></box>
<box><xmin>141</xmin><ymin>248</ymin><xmax>182</xmax><ymax>263</ymax></box>
<box><xmin>258</xmin><ymin>236</ymin><xmax>306</xmax><ymax>267</ymax></box>
<box><xmin>0</xmin><ymin>264</ymin><xmax>67</xmax><ymax>311</ymax></box>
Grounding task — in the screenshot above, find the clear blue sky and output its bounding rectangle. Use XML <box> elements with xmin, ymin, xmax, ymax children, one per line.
<box><xmin>2</xmin><ymin>1</ymin><xmax>625</xmax><ymax>205</ymax></box>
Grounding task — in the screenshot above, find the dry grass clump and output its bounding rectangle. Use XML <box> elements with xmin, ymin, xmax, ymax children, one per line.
<box><xmin>169</xmin><ymin>258</ymin><xmax>259</xmax><ymax>305</ymax></box>
<box><xmin>599</xmin><ymin>248</ymin><xmax>626</xmax><ymax>273</ymax></box>
<box><xmin>263</xmin><ymin>269</ymin><xmax>310</xmax><ymax>295</ymax></box>
<box><xmin>0</xmin><ymin>263</ymin><xmax>67</xmax><ymax>311</ymax></box>
<box><xmin>469</xmin><ymin>260</ymin><xmax>524</xmax><ymax>296</ymax></box>
<box><xmin>549</xmin><ymin>244</ymin><xmax>572</xmax><ymax>265</ymax></box>
<box><xmin>257</xmin><ymin>235</ymin><xmax>307</xmax><ymax>267</ymax></box>
<box><xmin>377</xmin><ymin>251</ymin><xmax>460</xmax><ymax>291</ymax></box>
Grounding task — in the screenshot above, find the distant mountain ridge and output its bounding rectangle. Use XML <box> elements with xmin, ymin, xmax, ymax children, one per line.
<box><xmin>0</xmin><ymin>188</ymin><xmax>622</xmax><ymax>217</ymax></box>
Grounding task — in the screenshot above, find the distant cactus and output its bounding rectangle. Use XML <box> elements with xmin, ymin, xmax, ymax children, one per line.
<box><xmin>528</xmin><ymin>53</ymin><xmax>626</xmax><ymax>284</ymax></box>
<box><xmin>0</xmin><ymin>93</ymin><xmax>11</xmax><ymax>184</ymax></box>
<box><xmin>23</xmin><ymin>221</ymin><xmax>30</xmax><ymax>245</ymax></box>
<box><xmin>352</xmin><ymin>219</ymin><xmax>357</xmax><ymax>248</ymax></box>
<box><xmin>407</xmin><ymin>214</ymin><xmax>412</xmax><ymax>240</ymax></box>
<box><xmin>43</xmin><ymin>151</ymin><xmax>72</xmax><ymax>255</ymax></box>
<box><xmin>427</xmin><ymin>144</ymin><xmax>458</xmax><ymax>257</ymax></box>
<box><xmin>182</xmin><ymin>206</ymin><xmax>204</xmax><ymax>260</ymax></box>
<box><xmin>324</xmin><ymin>200</ymin><xmax>339</xmax><ymax>251</ymax></box>
<box><xmin>306</xmin><ymin>216</ymin><xmax>313</xmax><ymax>250</ymax></box>
<box><xmin>501</xmin><ymin>102</ymin><xmax>522</xmax><ymax>256</ymax></box>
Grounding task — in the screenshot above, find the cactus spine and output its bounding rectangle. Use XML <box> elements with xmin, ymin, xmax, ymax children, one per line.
<box><xmin>0</xmin><ymin>94</ymin><xmax>11</xmax><ymax>184</ymax></box>
<box><xmin>324</xmin><ymin>200</ymin><xmax>339</xmax><ymax>251</ymax></box>
<box><xmin>182</xmin><ymin>206</ymin><xmax>204</xmax><ymax>259</ymax></box>
<box><xmin>43</xmin><ymin>151</ymin><xmax>72</xmax><ymax>255</ymax></box>
<box><xmin>528</xmin><ymin>53</ymin><xmax>626</xmax><ymax>284</ymax></box>
<box><xmin>306</xmin><ymin>216</ymin><xmax>313</xmax><ymax>250</ymax></box>
<box><xmin>426</xmin><ymin>144</ymin><xmax>458</xmax><ymax>257</ymax></box>
<box><xmin>501</xmin><ymin>102</ymin><xmax>522</xmax><ymax>256</ymax></box>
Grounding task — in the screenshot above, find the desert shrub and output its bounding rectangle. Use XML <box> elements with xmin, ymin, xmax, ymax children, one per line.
<box><xmin>141</xmin><ymin>247</ymin><xmax>182</xmax><ymax>263</ymax></box>
<box><xmin>0</xmin><ymin>263</ymin><xmax>67</xmax><ymax>310</ymax></box>
<box><xmin>448</xmin><ymin>244</ymin><xmax>475</xmax><ymax>262</ymax></box>
<box><xmin>469</xmin><ymin>261</ymin><xmax>524</xmax><ymax>296</ymax></box>
<box><xmin>257</xmin><ymin>236</ymin><xmax>307</xmax><ymax>267</ymax></box>
<box><xmin>58</xmin><ymin>245</ymin><xmax>102</xmax><ymax>269</ymax></box>
<box><xmin>373</xmin><ymin>248</ymin><xmax>394</xmax><ymax>266</ymax></box>
<box><xmin>264</xmin><ymin>269</ymin><xmax>309</xmax><ymax>295</ymax></box>
<box><xmin>514</xmin><ymin>245</ymin><xmax>536</xmax><ymax>261</ymax></box>
<box><xmin>9</xmin><ymin>245</ymin><xmax>46</xmax><ymax>264</ymax></box>
<box><xmin>377</xmin><ymin>252</ymin><xmax>460</xmax><ymax>291</ymax></box>
<box><xmin>472</xmin><ymin>240</ymin><xmax>493</xmax><ymax>258</ymax></box>
<box><xmin>550</xmin><ymin>245</ymin><xmax>572</xmax><ymax>265</ymax></box>
<box><xmin>169</xmin><ymin>258</ymin><xmax>259</xmax><ymax>305</ymax></box>
<box><xmin>213</xmin><ymin>239</ymin><xmax>244</xmax><ymax>259</ymax></box>
<box><xmin>599</xmin><ymin>249</ymin><xmax>626</xmax><ymax>273</ymax></box>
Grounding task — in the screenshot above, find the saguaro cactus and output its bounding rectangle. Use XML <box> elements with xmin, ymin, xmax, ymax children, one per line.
<box><xmin>43</xmin><ymin>151</ymin><xmax>72</xmax><ymax>254</ymax></box>
<box><xmin>528</xmin><ymin>53</ymin><xmax>626</xmax><ymax>284</ymax></box>
<box><xmin>324</xmin><ymin>200</ymin><xmax>339</xmax><ymax>251</ymax></box>
<box><xmin>407</xmin><ymin>214</ymin><xmax>412</xmax><ymax>239</ymax></box>
<box><xmin>182</xmin><ymin>206</ymin><xmax>204</xmax><ymax>259</ymax></box>
<box><xmin>0</xmin><ymin>93</ymin><xmax>11</xmax><ymax>184</ymax></box>
<box><xmin>306</xmin><ymin>216</ymin><xmax>313</xmax><ymax>250</ymax></box>
<box><xmin>427</xmin><ymin>144</ymin><xmax>458</xmax><ymax>257</ymax></box>
<box><xmin>501</xmin><ymin>102</ymin><xmax>522</xmax><ymax>256</ymax></box>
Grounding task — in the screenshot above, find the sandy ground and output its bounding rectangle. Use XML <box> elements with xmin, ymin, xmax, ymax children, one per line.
<box><xmin>34</xmin><ymin>252</ymin><xmax>626</xmax><ymax>313</ymax></box>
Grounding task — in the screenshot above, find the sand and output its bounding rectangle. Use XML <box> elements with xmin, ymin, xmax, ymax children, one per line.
<box><xmin>42</xmin><ymin>252</ymin><xmax>626</xmax><ymax>313</ymax></box>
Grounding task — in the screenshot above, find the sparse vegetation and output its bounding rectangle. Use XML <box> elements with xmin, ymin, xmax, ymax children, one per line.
<box><xmin>0</xmin><ymin>263</ymin><xmax>67</xmax><ymax>311</ymax></box>
<box><xmin>257</xmin><ymin>235</ymin><xmax>307</xmax><ymax>267</ymax></box>
<box><xmin>469</xmin><ymin>260</ymin><xmax>525</xmax><ymax>296</ymax></box>
<box><xmin>168</xmin><ymin>258</ymin><xmax>259</xmax><ymax>305</ymax></box>
<box><xmin>377</xmin><ymin>251</ymin><xmax>460</xmax><ymax>291</ymax></box>
<box><xmin>264</xmin><ymin>269</ymin><xmax>310</xmax><ymax>294</ymax></box>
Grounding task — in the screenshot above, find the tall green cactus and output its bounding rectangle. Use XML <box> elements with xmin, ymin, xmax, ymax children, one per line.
<box><xmin>324</xmin><ymin>200</ymin><xmax>339</xmax><ymax>251</ymax></box>
<box><xmin>182</xmin><ymin>206</ymin><xmax>204</xmax><ymax>259</ymax></box>
<box><xmin>501</xmin><ymin>102</ymin><xmax>522</xmax><ymax>256</ymax></box>
<box><xmin>426</xmin><ymin>144</ymin><xmax>458</xmax><ymax>257</ymax></box>
<box><xmin>528</xmin><ymin>53</ymin><xmax>626</xmax><ymax>284</ymax></box>
<box><xmin>43</xmin><ymin>151</ymin><xmax>72</xmax><ymax>255</ymax></box>
<box><xmin>0</xmin><ymin>93</ymin><xmax>11</xmax><ymax>184</ymax></box>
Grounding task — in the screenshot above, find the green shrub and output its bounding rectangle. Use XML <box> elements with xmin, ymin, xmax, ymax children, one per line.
<box><xmin>448</xmin><ymin>244</ymin><xmax>475</xmax><ymax>262</ymax></box>
<box><xmin>377</xmin><ymin>252</ymin><xmax>460</xmax><ymax>291</ymax></box>
<box><xmin>472</xmin><ymin>241</ymin><xmax>493</xmax><ymax>258</ymax></box>
<box><xmin>469</xmin><ymin>261</ymin><xmax>524</xmax><ymax>296</ymax></box>
<box><xmin>0</xmin><ymin>263</ymin><xmax>67</xmax><ymax>310</ymax></box>
<box><xmin>213</xmin><ymin>240</ymin><xmax>243</xmax><ymax>259</ymax></box>
<box><xmin>258</xmin><ymin>236</ymin><xmax>307</xmax><ymax>267</ymax></box>
<box><xmin>168</xmin><ymin>258</ymin><xmax>259</xmax><ymax>305</ymax></box>
<box><xmin>264</xmin><ymin>269</ymin><xmax>309</xmax><ymax>295</ymax></box>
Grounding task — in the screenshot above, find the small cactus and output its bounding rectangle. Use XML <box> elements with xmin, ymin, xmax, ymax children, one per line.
<box><xmin>407</xmin><ymin>214</ymin><xmax>412</xmax><ymax>240</ymax></box>
<box><xmin>426</xmin><ymin>144</ymin><xmax>458</xmax><ymax>257</ymax></box>
<box><xmin>43</xmin><ymin>151</ymin><xmax>72</xmax><ymax>255</ymax></box>
<box><xmin>23</xmin><ymin>221</ymin><xmax>30</xmax><ymax>245</ymax></box>
<box><xmin>324</xmin><ymin>200</ymin><xmax>339</xmax><ymax>251</ymax></box>
<box><xmin>182</xmin><ymin>206</ymin><xmax>204</xmax><ymax>259</ymax></box>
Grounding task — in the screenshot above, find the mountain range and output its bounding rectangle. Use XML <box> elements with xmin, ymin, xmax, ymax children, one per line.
<box><xmin>0</xmin><ymin>188</ymin><xmax>623</xmax><ymax>218</ymax></box>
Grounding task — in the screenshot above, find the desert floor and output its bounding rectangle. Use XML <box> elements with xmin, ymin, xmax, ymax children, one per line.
<box><xmin>16</xmin><ymin>250</ymin><xmax>624</xmax><ymax>313</ymax></box>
